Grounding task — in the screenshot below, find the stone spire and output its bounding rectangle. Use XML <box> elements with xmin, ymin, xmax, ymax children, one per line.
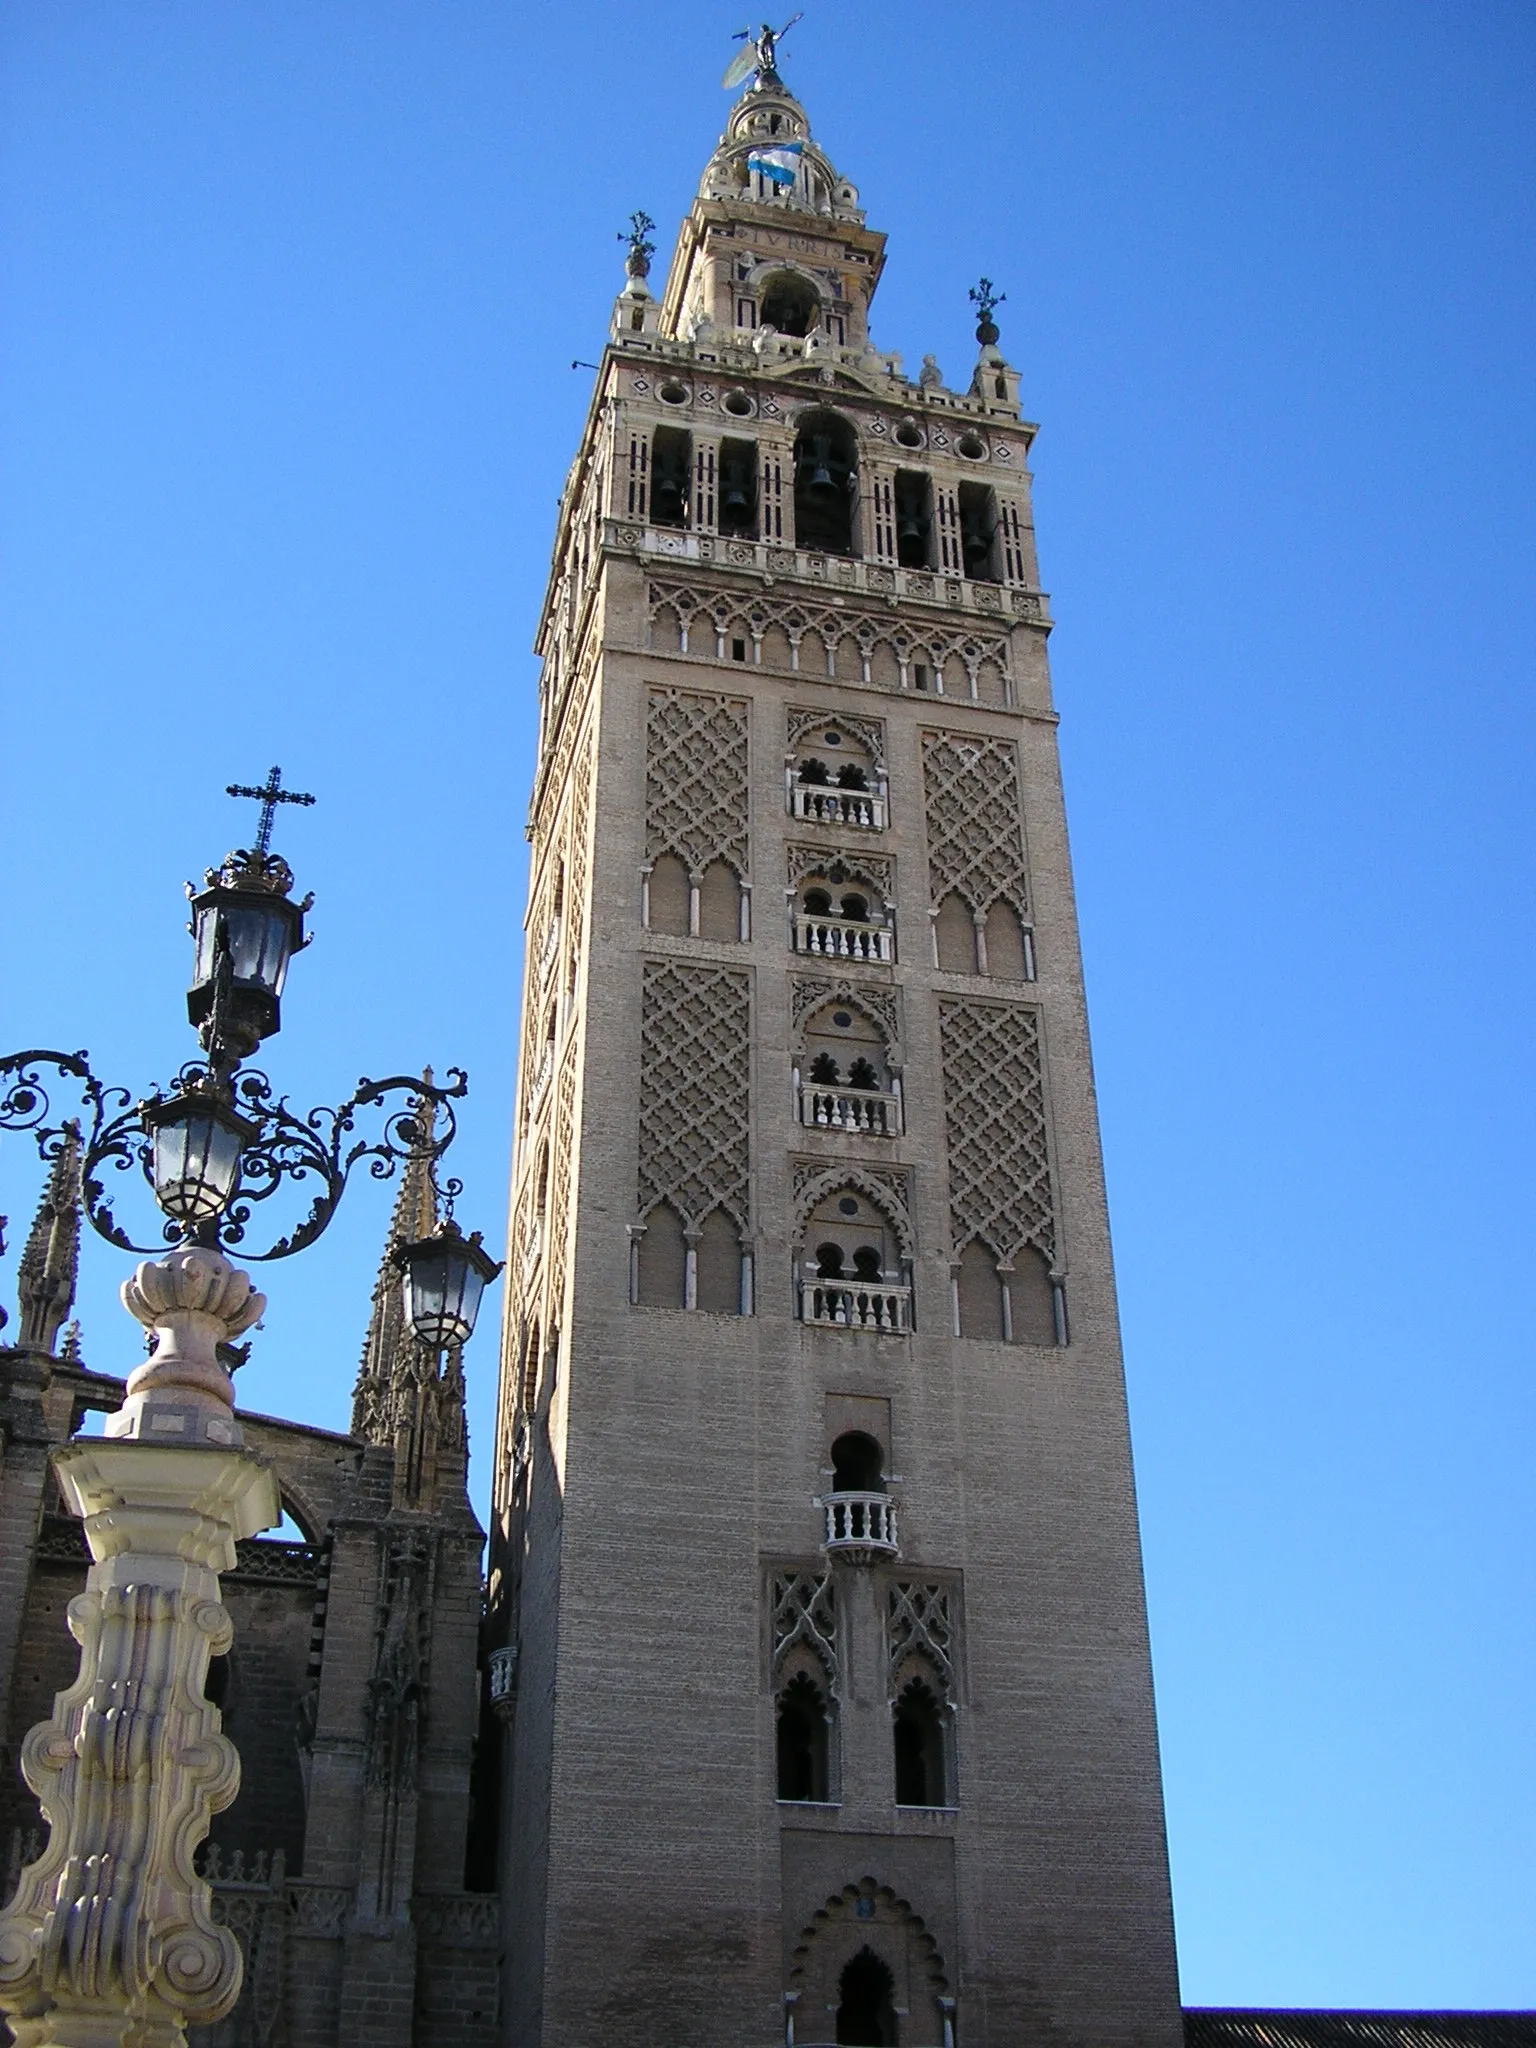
<box><xmin>351</xmin><ymin>1081</ymin><xmax>439</xmax><ymax>1444</ymax></box>
<box><xmin>15</xmin><ymin>1122</ymin><xmax>82</xmax><ymax>1355</ymax></box>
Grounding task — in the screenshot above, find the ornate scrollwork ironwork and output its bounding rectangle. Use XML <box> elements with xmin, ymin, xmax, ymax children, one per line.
<box><xmin>0</xmin><ymin>1049</ymin><xmax>468</xmax><ymax>1263</ymax></box>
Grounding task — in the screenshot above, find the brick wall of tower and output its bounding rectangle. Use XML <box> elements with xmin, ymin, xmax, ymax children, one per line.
<box><xmin>495</xmin><ymin>243</ymin><xmax>1184</xmax><ymax>2044</ymax></box>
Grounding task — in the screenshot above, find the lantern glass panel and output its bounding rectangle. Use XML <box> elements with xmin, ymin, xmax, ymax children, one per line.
<box><xmin>194</xmin><ymin>899</ymin><xmax>295</xmax><ymax>999</ymax></box>
<box><xmin>151</xmin><ymin>1108</ymin><xmax>245</xmax><ymax>1224</ymax></box>
<box><xmin>401</xmin><ymin>1245</ymin><xmax>488</xmax><ymax>1351</ymax></box>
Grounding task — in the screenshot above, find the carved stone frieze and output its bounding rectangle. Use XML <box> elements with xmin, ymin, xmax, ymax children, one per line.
<box><xmin>786</xmin><ymin>843</ymin><xmax>893</xmax><ymax>897</ymax></box>
<box><xmin>789</xmin><ymin>976</ymin><xmax>900</xmax><ymax>1048</ymax></box>
<box><xmin>786</xmin><ymin>706</ymin><xmax>886</xmax><ymax>769</ymax></box>
<box><xmin>771</xmin><ymin>1569</ymin><xmax>839</xmax><ymax>1696</ymax></box>
<box><xmin>791</xmin><ymin>1162</ymin><xmax>914</xmax><ymax>1259</ymax></box>
<box><xmin>888</xmin><ymin>1580</ymin><xmax>956</xmax><ymax>1693</ymax></box>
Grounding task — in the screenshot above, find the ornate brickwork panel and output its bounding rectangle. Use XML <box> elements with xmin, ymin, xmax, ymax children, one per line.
<box><xmin>887</xmin><ymin>1581</ymin><xmax>955</xmax><ymax>1693</ymax></box>
<box><xmin>565</xmin><ymin>719</ymin><xmax>595</xmax><ymax>970</ymax></box>
<box><xmin>787</xmin><ymin>706</ymin><xmax>886</xmax><ymax>770</ymax></box>
<box><xmin>645</xmin><ymin>686</ymin><xmax>750</xmax><ymax>879</ymax></box>
<box><xmin>638</xmin><ymin>961</ymin><xmax>751</xmax><ymax>1231</ymax></box>
<box><xmin>790</xmin><ymin>975</ymin><xmax>900</xmax><ymax>1049</ymax></box>
<box><xmin>645</xmin><ymin>578</ymin><xmax>1010</xmax><ymax>694</ymax></box>
<box><xmin>786</xmin><ymin>843</ymin><xmax>893</xmax><ymax>897</ymax></box>
<box><xmin>921</xmin><ymin>730</ymin><xmax>1030</xmax><ymax>915</ymax></box>
<box><xmin>771</xmin><ymin>1569</ymin><xmax>839</xmax><ymax>1694</ymax></box>
<box><xmin>791</xmin><ymin>1162</ymin><xmax>913</xmax><ymax>1259</ymax></box>
<box><xmin>546</xmin><ymin>1049</ymin><xmax>579</xmax><ymax>1283</ymax></box>
<box><xmin>939</xmin><ymin>999</ymin><xmax>1055</xmax><ymax>1266</ymax></box>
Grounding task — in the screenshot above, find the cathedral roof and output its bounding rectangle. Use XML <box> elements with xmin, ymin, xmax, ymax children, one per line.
<box><xmin>1186</xmin><ymin>2015</ymin><xmax>1536</xmax><ymax>2047</ymax></box>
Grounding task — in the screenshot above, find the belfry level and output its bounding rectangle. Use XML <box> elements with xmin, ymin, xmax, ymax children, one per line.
<box><xmin>489</xmin><ymin>61</ymin><xmax>1184</xmax><ymax>2048</ymax></box>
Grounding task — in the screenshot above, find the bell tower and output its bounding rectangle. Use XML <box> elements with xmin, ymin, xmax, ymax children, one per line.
<box><xmin>491</xmin><ymin>43</ymin><xmax>1182</xmax><ymax>2048</ymax></box>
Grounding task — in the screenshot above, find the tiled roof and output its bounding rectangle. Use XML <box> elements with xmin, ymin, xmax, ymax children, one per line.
<box><xmin>1186</xmin><ymin>2014</ymin><xmax>1536</xmax><ymax>2048</ymax></box>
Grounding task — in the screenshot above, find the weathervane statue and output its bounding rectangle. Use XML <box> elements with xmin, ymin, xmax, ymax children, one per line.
<box><xmin>723</xmin><ymin>12</ymin><xmax>803</xmax><ymax>89</ymax></box>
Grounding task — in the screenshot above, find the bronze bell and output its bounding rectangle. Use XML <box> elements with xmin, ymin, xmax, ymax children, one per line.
<box><xmin>803</xmin><ymin>435</ymin><xmax>838</xmax><ymax>499</ymax></box>
<box><xmin>898</xmin><ymin>511</ymin><xmax>926</xmax><ymax>548</ymax></box>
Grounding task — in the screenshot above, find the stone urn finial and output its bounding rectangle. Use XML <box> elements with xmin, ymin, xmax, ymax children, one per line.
<box><xmin>112</xmin><ymin>1245</ymin><xmax>266</xmax><ymax>1447</ymax></box>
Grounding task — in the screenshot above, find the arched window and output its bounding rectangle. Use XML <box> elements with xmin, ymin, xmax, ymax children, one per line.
<box><xmin>794</xmin><ymin>874</ymin><xmax>891</xmax><ymax>963</ymax></box>
<box><xmin>836</xmin><ymin>1948</ymin><xmax>898</xmax><ymax>2046</ymax></box>
<box><xmin>695</xmin><ymin>1207</ymin><xmax>741</xmax><ymax>1315</ymax></box>
<box><xmin>799</xmin><ymin>1000</ymin><xmax>897</xmax><ymax>1134</ymax></box>
<box><xmin>636</xmin><ymin>1202</ymin><xmax>687</xmax><ymax>1308</ymax></box>
<box><xmin>775</xmin><ymin>1671</ymin><xmax>830</xmax><ymax>1802</ymax></box>
<box><xmin>650</xmin><ymin>425</ymin><xmax>691</xmax><ymax>528</ymax></box>
<box><xmin>933</xmin><ymin>891</ymin><xmax>977</xmax><ymax>973</ymax></box>
<box><xmin>646</xmin><ymin>852</ymin><xmax>689</xmax><ymax>936</ymax></box>
<box><xmin>788</xmin><ymin>722</ymin><xmax>883</xmax><ymax>828</ymax></box>
<box><xmin>982</xmin><ymin>899</ymin><xmax>1031</xmax><ymax>979</ymax></box>
<box><xmin>718</xmin><ymin>438</ymin><xmax>758</xmax><ymax>536</ymax></box>
<box><xmin>958</xmin><ymin>478</ymin><xmax>999</xmax><ymax>579</ymax></box>
<box><xmin>1011</xmin><ymin>1243</ymin><xmax>1059</xmax><ymax>1347</ymax></box>
<box><xmin>760</xmin><ymin>270</ymin><xmax>820</xmax><ymax>337</ymax></box>
<box><xmin>894</xmin><ymin>468</ymin><xmax>933</xmax><ymax>568</ymax></box>
<box><xmin>894</xmin><ymin>1675</ymin><xmax>949</xmax><ymax>1807</ymax></box>
<box><xmin>957</xmin><ymin>1240</ymin><xmax>1004</xmax><ymax>1341</ymax></box>
<box><xmin>830</xmin><ymin>1431</ymin><xmax>884</xmax><ymax>1494</ymax></box>
<box><xmin>799</xmin><ymin>1186</ymin><xmax>911</xmax><ymax>1331</ymax></box>
<box><xmin>697</xmin><ymin>858</ymin><xmax>743</xmax><ymax>942</ymax></box>
<box><xmin>793</xmin><ymin>410</ymin><xmax>858</xmax><ymax>556</ymax></box>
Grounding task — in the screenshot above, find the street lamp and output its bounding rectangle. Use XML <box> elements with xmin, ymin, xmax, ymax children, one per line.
<box><xmin>396</xmin><ymin>1215</ymin><xmax>504</xmax><ymax>1351</ymax></box>
<box><xmin>0</xmin><ymin>768</ymin><xmax>501</xmax><ymax>2048</ymax></box>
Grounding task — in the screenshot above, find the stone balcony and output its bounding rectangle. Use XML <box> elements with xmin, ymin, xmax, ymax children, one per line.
<box><xmin>789</xmin><ymin>784</ymin><xmax>886</xmax><ymax>830</ymax></box>
<box><xmin>800</xmin><ymin>1275</ymin><xmax>911</xmax><ymax>1333</ymax></box>
<box><xmin>605</xmin><ymin>517</ymin><xmax>1049</xmax><ymax>626</ymax></box>
<box><xmin>794</xmin><ymin>914</ymin><xmax>893</xmax><ymax>964</ymax></box>
<box><xmin>821</xmin><ymin>1491</ymin><xmax>899</xmax><ymax>1562</ymax></box>
<box><xmin>798</xmin><ymin>1081</ymin><xmax>900</xmax><ymax>1137</ymax></box>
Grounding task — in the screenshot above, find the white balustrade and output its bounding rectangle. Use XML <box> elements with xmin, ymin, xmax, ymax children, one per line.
<box><xmin>800</xmin><ymin>1276</ymin><xmax>911</xmax><ymax>1332</ymax></box>
<box><xmin>794</xmin><ymin>915</ymin><xmax>893</xmax><ymax>963</ymax></box>
<box><xmin>789</xmin><ymin>785</ymin><xmax>887</xmax><ymax>831</ymax></box>
<box><xmin>801</xmin><ymin>1084</ymin><xmax>899</xmax><ymax>1137</ymax></box>
<box><xmin>822</xmin><ymin>1491</ymin><xmax>900</xmax><ymax>1558</ymax></box>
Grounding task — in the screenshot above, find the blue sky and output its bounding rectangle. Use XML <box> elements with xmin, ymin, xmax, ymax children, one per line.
<box><xmin>2</xmin><ymin>0</ymin><xmax>1532</xmax><ymax>2012</ymax></box>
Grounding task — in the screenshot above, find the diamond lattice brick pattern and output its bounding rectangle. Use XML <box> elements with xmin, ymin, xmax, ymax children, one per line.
<box><xmin>638</xmin><ymin>960</ymin><xmax>751</xmax><ymax>1230</ymax></box>
<box><xmin>646</xmin><ymin>687</ymin><xmax>750</xmax><ymax>876</ymax></box>
<box><xmin>921</xmin><ymin>730</ymin><xmax>1030</xmax><ymax>915</ymax></box>
<box><xmin>939</xmin><ymin>999</ymin><xmax>1055</xmax><ymax>1266</ymax></box>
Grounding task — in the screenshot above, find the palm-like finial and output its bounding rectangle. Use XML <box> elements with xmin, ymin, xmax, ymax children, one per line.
<box><xmin>619</xmin><ymin>210</ymin><xmax>657</xmax><ymax>280</ymax></box>
<box><xmin>968</xmin><ymin>277</ymin><xmax>1006</xmax><ymax>346</ymax></box>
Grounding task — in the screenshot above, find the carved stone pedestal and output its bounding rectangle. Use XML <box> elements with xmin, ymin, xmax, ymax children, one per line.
<box><xmin>0</xmin><ymin>1248</ymin><xmax>280</xmax><ymax>2048</ymax></box>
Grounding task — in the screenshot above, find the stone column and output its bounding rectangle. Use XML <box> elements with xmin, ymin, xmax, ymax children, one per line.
<box><xmin>0</xmin><ymin>1247</ymin><xmax>281</xmax><ymax>2048</ymax></box>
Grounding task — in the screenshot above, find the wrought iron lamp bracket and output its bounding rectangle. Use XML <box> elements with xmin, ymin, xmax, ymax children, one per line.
<box><xmin>0</xmin><ymin>1049</ymin><xmax>468</xmax><ymax>1263</ymax></box>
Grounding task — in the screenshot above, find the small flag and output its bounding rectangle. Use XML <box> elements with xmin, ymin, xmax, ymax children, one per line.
<box><xmin>748</xmin><ymin>140</ymin><xmax>802</xmax><ymax>188</ymax></box>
